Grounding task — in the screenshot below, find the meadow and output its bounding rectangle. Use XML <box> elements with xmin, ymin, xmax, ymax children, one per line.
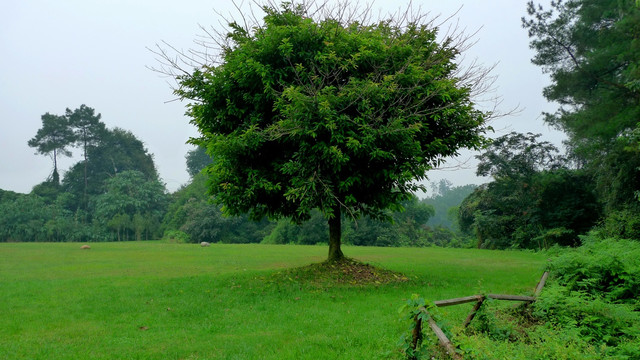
<box><xmin>0</xmin><ymin>242</ymin><xmax>545</xmax><ymax>359</ymax></box>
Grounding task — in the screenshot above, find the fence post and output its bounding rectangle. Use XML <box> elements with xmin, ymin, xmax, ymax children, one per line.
<box><xmin>410</xmin><ymin>313</ymin><xmax>423</xmax><ymax>360</ymax></box>
<box><xmin>423</xmin><ymin>309</ymin><xmax>462</xmax><ymax>360</ymax></box>
<box><xmin>534</xmin><ymin>271</ymin><xmax>549</xmax><ymax>297</ymax></box>
<box><xmin>463</xmin><ymin>296</ymin><xmax>485</xmax><ymax>328</ymax></box>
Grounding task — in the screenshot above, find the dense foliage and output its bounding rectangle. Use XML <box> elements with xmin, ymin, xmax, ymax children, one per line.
<box><xmin>61</xmin><ymin>127</ymin><xmax>161</xmax><ymax>213</ymax></box>
<box><xmin>173</xmin><ymin>2</ymin><xmax>489</xmax><ymax>260</ymax></box>
<box><xmin>400</xmin><ymin>238</ymin><xmax>640</xmax><ymax>359</ymax></box>
<box><xmin>458</xmin><ymin>132</ymin><xmax>600</xmax><ymax>249</ymax></box>
<box><xmin>454</xmin><ymin>0</ymin><xmax>640</xmax><ymax>250</ymax></box>
<box><xmin>162</xmin><ymin>172</ymin><xmax>447</xmax><ymax>248</ymax></box>
<box><xmin>531</xmin><ymin>238</ymin><xmax>640</xmax><ymax>357</ymax></box>
<box><xmin>262</xmin><ymin>196</ymin><xmax>436</xmax><ymax>247</ymax></box>
<box><xmin>162</xmin><ymin>173</ymin><xmax>272</xmax><ymax>244</ymax></box>
<box><xmin>523</xmin><ymin>0</ymin><xmax>640</xmax><ymax>235</ymax></box>
<box><xmin>0</xmin><ymin>105</ymin><xmax>167</xmax><ymax>242</ymax></box>
<box><xmin>546</xmin><ymin>237</ymin><xmax>640</xmax><ymax>305</ymax></box>
<box><xmin>94</xmin><ymin>170</ymin><xmax>167</xmax><ymax>241</ymax></box>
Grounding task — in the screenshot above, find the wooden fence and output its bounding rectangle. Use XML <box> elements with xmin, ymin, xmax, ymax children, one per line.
<box><xmin>410</xmin><ymin>271</ymin><xmax>549</xmax><ymax>360</ymax></box>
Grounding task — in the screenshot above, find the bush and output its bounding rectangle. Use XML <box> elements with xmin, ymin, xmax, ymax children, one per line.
<box><xmin>533</xmin><ymin>284</ymin><xmax>640</xmax><ymax>347</ymax></box>
<box><xmin>530</xmin><ymin>237</ymin><xmax>640</xmax><ymax>358</ymax></box>
<box><xmin>427</xmin><ymin>237</ymin><xmax>640</xmax><ymax>359</ymax></box>
<box><xmin>162</xmin><ymin>230</ymin><xmax>190</xmax><ymax>243</ymax></box>
<box><xmin>532</xmin><ymin>227</ymin><xmax>577</xmax><ymax>249</ymax></box>
<box><xmin>546</xmin><ymin>237</ymin><xmax>640</xmax><ymax>304</ymax></box>
<box><xmin>600</xmin><ymin>206</ymin><xmax>640</xmax><ymax>240</ymax></box>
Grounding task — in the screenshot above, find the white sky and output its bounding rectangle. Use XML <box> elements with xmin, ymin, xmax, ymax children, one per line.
<box><xmin>0</xmin><ymin>0</ymin><xmax>560</xmax><ymax>196</ymax></box>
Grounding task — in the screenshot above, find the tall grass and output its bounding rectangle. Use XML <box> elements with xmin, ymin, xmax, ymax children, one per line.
<box><xmin>0</xmin><ymin>242</ymin><xmax>545</xmax><ymax>359</ymax></box>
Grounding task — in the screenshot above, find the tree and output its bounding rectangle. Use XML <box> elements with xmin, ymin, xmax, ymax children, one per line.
<box><xmin>157</xmin><ymin>2</ymin><xmax>491</xmax><ymax>261</ymax></box>
<box><xmin>92</xmin><ymin>128</ymin><xmax>159</xmax><ymax>180</ymax></box>
<box><xmin>94</xmin><ymin>170</ymin><xmax>167</xmax><ymax>240</ymax></box>
<box><xmin>522</xmin><ymin>0</ymin><xmax>640</xmax><ymax>212</ymax></box>
<box><xmin>62</xmin><ymin>127</ymin><xmax>160</xmax><ymax>214</ymax></box>
<box><xmin>523</xmin><ymin>0</ymin><xmax>640</xmax><ymax>143</ymax></box>
<box><xmin>459</xmin><ymin>132</ymin><xmax>600</xmax><ymax>249</ymax></box>
<box><xmin>65</xmin><ymin>105</ymin><xmax>106</xmax><ymax>208</ymax></box>
<box><xmin>476</xmin><ymin>132</ymin><xmax>565</xmax><ymax>179</ymax></box>
<box><xmin>185</xmin><ymin>146</ymin><xmax>213</xmax><ymax>178</ymax></box>
<box><xmin>28</xmin><ymin>113</ymin><xmax>75</xmax><ymax>184</ymax></box>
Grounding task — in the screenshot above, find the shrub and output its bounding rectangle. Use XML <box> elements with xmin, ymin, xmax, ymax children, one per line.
<box><xmin>533</xmin><ymin>227</ymin><xmax>577</xmax><ymax>248</ymax></box>
<box><xmin>546</xmin><ymin>237</ymin><xmax>640</xmax><ymax>304</ymax></box>
<box><xmin>162</xmin><ymin>230</ymin><xmax>190</xmax><ymax>243</ymax></box>
<box><xmin>423</xmin><ymin>237</ymin><xmax>640</xmax><ymax>359</ymax></box>
<box><xmin>533</xmin><ymin>284</ymin><xmax>640</xmax><ymax>347</ymax></box>
<box><xmin>600</xmin><ymin>206</ymin><xmax>640</xmax><ymax>240</ymax></box>
<box><xmin>531</xmin><ymin>237</ymin><xmax>640</xmax><ymax>357</ymax></box>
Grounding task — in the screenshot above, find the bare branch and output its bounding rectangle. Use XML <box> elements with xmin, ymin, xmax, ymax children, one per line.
<box><xmin>150</xmin><ymin>0</ymin><xmax>505</xmax><ymax>117</ymax></box>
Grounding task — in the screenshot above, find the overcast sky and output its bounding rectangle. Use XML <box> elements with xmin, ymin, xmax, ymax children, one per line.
<box><xmin>0</xmin><ymin>0</ymin><xmax>561</xmax><ymax>196</ymax></box>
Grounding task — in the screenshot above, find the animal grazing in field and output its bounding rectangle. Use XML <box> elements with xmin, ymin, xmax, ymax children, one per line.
<box><xmin>200</xmin><ymin>242</ymin><xmax>210</xmax><ymax>247</ymax></box>
<box><xmin>81</xmin><ymin>245</ymin><xmax>91</xmax><ymax>250</ymax></box>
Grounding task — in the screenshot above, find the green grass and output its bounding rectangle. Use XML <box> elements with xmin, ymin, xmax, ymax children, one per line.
<box><xmin>0</xmin><ymin>242</ymin><xmax>545</xmax><ymax>359</ymax></box>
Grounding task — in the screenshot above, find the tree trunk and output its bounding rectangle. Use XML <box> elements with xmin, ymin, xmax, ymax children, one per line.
<box><xmin>83</xmin><ymin>136</ymin><xmax>88</xmax><ymax>211</ymax></box>
<box><xmin>52</xmin><ymin>148</ymin><xmax>60</xmax><ymax>185</ymax></box>
<box><xmin>327</xmin><ymin>205</ymin><xmax>344</xmax><ymax>262</ymax></box>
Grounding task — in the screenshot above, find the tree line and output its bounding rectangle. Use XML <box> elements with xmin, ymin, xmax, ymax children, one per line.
<box><xmin>163</xmin><ymin>147</ymin><xmax>460</xmax><ymax>247</ymax></box>
<box><xmin>456</xmin><ymin>0</ymin><xmax>640</xmax><ymax>249</ymax></box>
<box><xmin>1</xmin><ymin>113</ymin><xmax>451</xmax><ymax>246</ymax></box>
<box><xmin>0</xmin><ymin>105</ymin><xmax>167</xmax><ymax>242</ymax></box>
<box><xmin>2</xmin><ymin>0</ymin><xmax>638</xmax><ymax>252</ymax></box>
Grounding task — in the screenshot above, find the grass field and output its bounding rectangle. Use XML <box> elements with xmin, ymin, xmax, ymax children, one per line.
<box><xmin>0</xmin><ymin>242</ymin><xmax>545</xmax><ymax>359</ymax></box>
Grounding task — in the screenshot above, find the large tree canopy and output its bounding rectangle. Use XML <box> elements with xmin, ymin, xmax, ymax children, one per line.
<box><xmin>94</xmin><ymin>170</ymin><xmax>167</xmax><ymax>241</ymax></box>
<box><xmin>523</xmin><ymin>0</ymin><xmax>640</xmax><ymax>142</ymax></box>
<box><xmin>62</xmin><ymin>127</ymin><xmax>160</xmax><ymax>215</ymax></box>
<box><xmin>523</xmin><ymin>0</ymin><xmax>640</xmax><ymax>211</ymax></box>
<box><xmin>28</xmin><ymin>113</ymin><xmax>75</xmax><ymax>184</ymax></box>
<box><xmin>168</xmin><ymin>2</ymin><xmax>490</xmax><ymax>260</ymax></box>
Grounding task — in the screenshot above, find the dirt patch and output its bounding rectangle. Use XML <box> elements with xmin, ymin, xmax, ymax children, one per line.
<box><xmin>272</xmin><ymin>257</ymin><xmax>409</xmax><ymax>287</ymax></box>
